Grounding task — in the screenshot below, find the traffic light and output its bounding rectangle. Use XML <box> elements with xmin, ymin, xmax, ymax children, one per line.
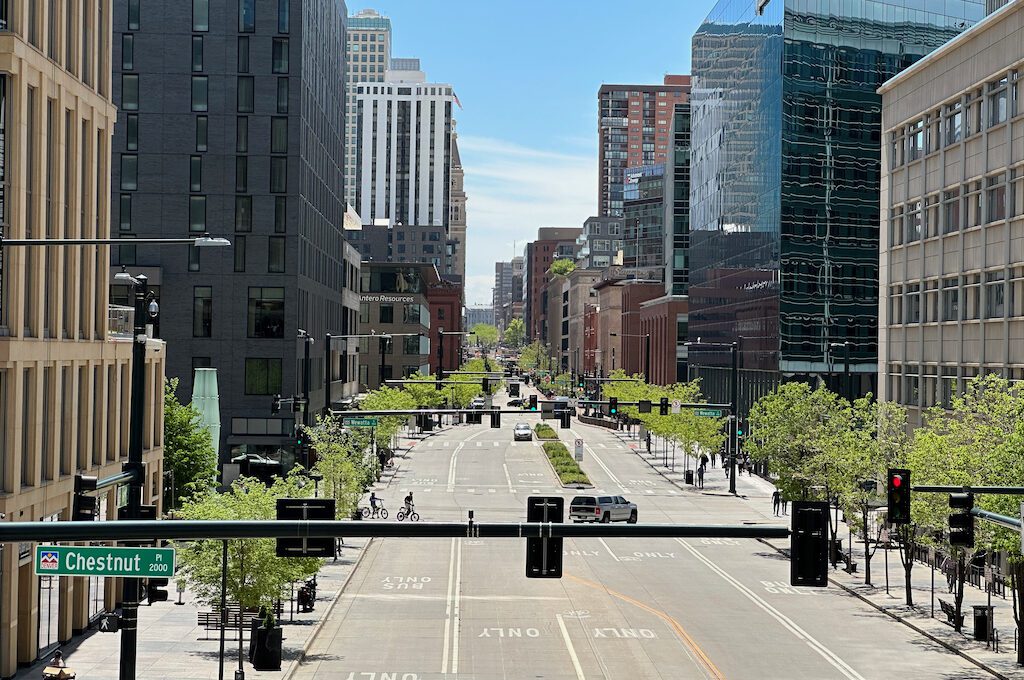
<box><xmin>271</xmin><ymin>394</ymin><xmax>282</xmax><ymax>415</ymax></box>
<box><xmin>948</xmin><ymin>492</ymin><xmax>975</xmax><ymax>548</ymax></box>
<box><xmin>659</xmin><ymin>397</ymin><xmax>669</xmax><ymax>416</ymax></box>
<box><xmin>577</xmin><ymin>375</ymin><xmax>585</xmax><ymax>389</ymax></box>
<box><xmin>147</xmin><ymin>578</ymin><xmax>170</xmax><ymax>603</ymax></box>
<box><xmin>608</xmin><ymin>397</ymin><xmax>618</xmax><ymax>415</ymax></box>
<box><xmin>529</xmin><ymin>394</ymin><xmax>538</xmax><ymax>411</ymax></box>
<box><xmin>790</xmin><ymin>501</ymin><xmax>829</xmax><ymax>587</ymax></box>
<box><xmin>559</xmin><ymin>411</ymin><xmax>570</xmax><ymax>429</ymax></box>
<box><xmin>73</xmin><ymin>474</ymin><xmax>98</xmax><ymax>522</ymax></box>
<box><xmin>887</xmin><ymin>468</ymin><xmax>911</xmax><ymax>525</ymax></box>
<box><xmin>490</xmin><ymin>411</ymin><xmax>501</xmax><ymax>429</ymax></box>
<box><xmin>638</xmin><ymin>400</ymin><xmax>651</xmax><ymax>414</ymax></box>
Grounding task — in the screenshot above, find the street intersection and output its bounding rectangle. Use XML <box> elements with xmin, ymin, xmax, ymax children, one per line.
<box><xmin>291</xmin><ymin>400</ymin><xmax>988</xmax><ymax>680</ymax></box>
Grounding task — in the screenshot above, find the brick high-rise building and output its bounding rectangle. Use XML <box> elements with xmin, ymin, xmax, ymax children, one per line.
<box><xmin>598</xmin><ymin>75</ymin><xmax>690</xmax><ymax>217</ymax></box>
<box><xmin>524</xmin><ymin>228</ymin><xmax>581</xmax><ymax>342</ymax></box>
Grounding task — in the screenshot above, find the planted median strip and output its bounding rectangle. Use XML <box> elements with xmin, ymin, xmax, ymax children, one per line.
<box><xmin>543</xmin><ymin>441</ymin><xmax>591</xmax><ymax>486</ymax></box>
<box><xmin>534</xmin><ymin>423</ymin><xmax>559</xmax><ymax>440</ymax></box>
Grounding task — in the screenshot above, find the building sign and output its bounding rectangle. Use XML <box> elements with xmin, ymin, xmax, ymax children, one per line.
<box><xmin>360</xmin><ymin>294</ymin><xmax>415</xmax><ymax>304</ymax></box>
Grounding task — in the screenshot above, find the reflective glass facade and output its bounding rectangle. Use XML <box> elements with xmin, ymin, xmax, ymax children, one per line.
<box><xmin>689</xmin><ymin>0</ymin><xmax>984</xmax><ymax>407</ymax></box>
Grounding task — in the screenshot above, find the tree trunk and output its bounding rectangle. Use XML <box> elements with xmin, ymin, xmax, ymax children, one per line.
<box><xmin>897</xmin><ymin>525</ymin><xmax>915</xmax><ymax>608</ymax></box>
<box><xmin>1009</xmin><ymin>560</ymin><xmax>1023</xmax><ymax>667</ymax></box>
<box><xmin>954</xmin><ymin>552</ymin><xmax>966</xmax><ymax>634</ymax></box>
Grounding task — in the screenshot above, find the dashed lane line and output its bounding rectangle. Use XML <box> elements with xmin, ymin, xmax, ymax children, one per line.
<box><xmin>556</xmin><ymin>613</ymin><xmax>587</xmax><ymax>680</ymax></box>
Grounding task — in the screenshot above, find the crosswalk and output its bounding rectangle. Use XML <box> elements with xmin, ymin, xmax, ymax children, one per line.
<box><xmin>394</xmin><ymin>486</ymin><xmax>683</xmax><ymax>495</ymax></box>
<box><xmin>423</xmin><ymin>440</ymin><xmax>544</xmax><ymax>448</ymax></box>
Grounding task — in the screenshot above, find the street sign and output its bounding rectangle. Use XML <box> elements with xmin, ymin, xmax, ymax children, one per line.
<box><xmin>276</xmin><ymin>498</ymin><xmax>336</xmax><ymax>558</ymax></box>
<box><xmin>343</xmin><ymin>417</ymin><xmax>379</xmax><ymax>428</ymax></box>
<box><xmin>671</xmin><ymin>400</ymin><xmax>681</xmax><ymax>415</ymax></box>
<box><xmin>574</xmin><ymin>438</ymin><xmax>584</xmax><ymax>462</ymax></box>
<box><xmin>694</xmin><ymin>408</ymin><xmax>724</xmax><ymax>418</ymax></box>
<box><xmin>34</xmin><ymin>545</ymin><xmax>175</xmax><ymax>577</ymax></box>
<box><xmin>98</xmin><ymin>613</ymin><xmax>120</xmax><ymax>633</ymax></box>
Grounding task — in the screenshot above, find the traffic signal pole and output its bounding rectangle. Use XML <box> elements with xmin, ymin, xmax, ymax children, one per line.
<box><xmin>729</xmin><ymin>342</ymin><xmax>738</xmax><ymax>495</ymax></box>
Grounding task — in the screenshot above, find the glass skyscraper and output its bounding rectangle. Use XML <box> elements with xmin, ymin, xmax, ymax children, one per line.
<box><xmin>688</xmin><ymin>0</ymin><xmax>985</xmax><ymax>410</ymax></box>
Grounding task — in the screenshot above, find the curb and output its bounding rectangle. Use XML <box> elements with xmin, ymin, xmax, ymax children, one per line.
<box><xmin>280</xmin><ymin>537</ymin><xmax>375</xmax><ymax>680</ymax></box>
<box><xmin>574</xmin><ymin>419</ymin><xmax>699</xmax><ymax>494</ymax></box>
<box><xmin>755</xmin><ymin>538</ymin><xmax>1009</xmax><ymax>680</ymax></box>
<box><xmin>536</xmin><ymin>436</ymin><xmax>594</xmax><ymax>490</ymax></box>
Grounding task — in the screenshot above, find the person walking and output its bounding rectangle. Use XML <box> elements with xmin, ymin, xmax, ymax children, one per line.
<box><xmin>772</xmin><ymin>490</ymin><xmax>781</xmax><ymax>516</ymax></box>
<box><xmin>645</xmin><ymin>432</ymin><xmax>652</xmax><ymax>455</ymax></box>
<box><xmin>700</xmin><ymin>452</ymin><xmax>709</xmax><ymax>469</ymax></box>
<box><xmin>697</xmin><ymin>464</ymin><xmax>705</xmax><ymax>489</ymax></box>
<box><xmin>780</xmin><ymin>496</ymin><xmax>788</xmax><ymax>515</ymax></box>
<box><xmin>710</xmin><ymin>451</ymin><xmax>717</xmax><ymax>467</ymax></box>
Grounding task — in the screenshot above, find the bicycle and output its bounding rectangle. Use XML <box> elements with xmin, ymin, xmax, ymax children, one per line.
<box><xmin>361</xmin><ymin>505</ymin><xmax>388</xmax><ymax>519</ymax></box>
<box><xmin>396</xmin><ymin>506</ymin><xmax>420</xmax><ymax>522</ymax></box>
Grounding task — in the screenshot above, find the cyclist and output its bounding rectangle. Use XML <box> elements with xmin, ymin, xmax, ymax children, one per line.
<box><xmin>369</xmin><ymin>492</ymin><xmax>381</xmax><ymax>518</ymax></box>
<box><xmin>404</xmin><ymin>492</ymin><xmax>414</xmax><ymax>516</ymax></box>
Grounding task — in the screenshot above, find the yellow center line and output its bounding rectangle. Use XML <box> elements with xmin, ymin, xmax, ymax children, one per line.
<box><xmin>567</xmin><ymin>573</ymin><xmax>726</xmax><ymax>680</ymax></box>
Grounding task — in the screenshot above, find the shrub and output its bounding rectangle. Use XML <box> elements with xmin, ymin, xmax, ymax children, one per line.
<box><xmin>542</xmin><ymin>441</ymin><xmax>590</xmax><ymax>486</ymax></box>
<box><xmin>535</xmin><ymin>423</ymin><xmax>559</xmax><ymax>440</ymax></box>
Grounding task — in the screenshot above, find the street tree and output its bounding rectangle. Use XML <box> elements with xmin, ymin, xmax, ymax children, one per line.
<box><xmin>502</xmin><ymin>318</ymin><xmax>526</xmax><ymax>348</ymax></box>
<box><xmin>470</xmin><ymin>323</ymin><xmax>499</xmax><ymax>350</ymax></box>
<box><xmin>162</xmin><ymin>377</ymin><xmax>218</xmax><ymax>509</ymax></box>
<box><xmin>174</xmin><ymin>472</ymin><xmax>322</xmax><ymax>641</ymax></box>
<box><xmin>307</xmin><ymin>413</ymin><xmax>372</xmax><ymax>520</ymax></box>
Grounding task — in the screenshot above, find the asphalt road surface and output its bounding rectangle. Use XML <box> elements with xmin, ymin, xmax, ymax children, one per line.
<box><xmin>293</xmin><ymin>400</ymin><xmax>988</xmax><ymax>680</ymax></box>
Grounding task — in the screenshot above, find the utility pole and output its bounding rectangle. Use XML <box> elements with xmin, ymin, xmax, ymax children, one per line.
<box><xmin>324</xmin><ymin>333</ymin><xmax>333</xmax><ymax>416</ymax></box>
<box><xmin>302</xmin><ymin>332</ymin><xmax>312</xmax><ymax>427</ymax></box>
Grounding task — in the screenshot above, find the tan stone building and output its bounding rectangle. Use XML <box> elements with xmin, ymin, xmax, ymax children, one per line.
<box><xmin>878</xmin><ymin>1</ymin><xmax>1024</xmax><ymax>425</ymax></box>
<box><xmin>0</xmin><ymin>3</ymin><xmax>166</xmax><ymax>674</ymax></box>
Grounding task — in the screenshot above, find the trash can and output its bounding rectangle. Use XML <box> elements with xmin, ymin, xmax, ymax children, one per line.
<box><xmin>351</xmin><ymin>509</ymin><xmax>362</xmax><ymax>520</ymax></box>
<box><xmin>830</xmin><ymin>539</ymin><xmax>843</xmax><ymax>565</ymax></box>
<box><xmin>251</xmin><ymin>625</ymin><xmax>283</xmax><ymax>671</ymax></box>
<box><xmin>972</xmin><ymin>605</ymin><xmax>993</xmax><ymax>642</ymax></box>
<box><xmin>684</xmin><ymin>470</ymin><xmax>694</xmax><ymax>485</ymax></box>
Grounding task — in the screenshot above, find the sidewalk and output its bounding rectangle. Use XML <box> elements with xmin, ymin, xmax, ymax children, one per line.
<box><xmin>18</xmin><ymin>542</ymin><xmax>370</xmax><ymax>680</ymax></box>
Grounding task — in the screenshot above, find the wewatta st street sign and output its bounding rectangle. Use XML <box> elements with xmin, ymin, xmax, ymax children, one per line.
<box><xmin>34</xmin><ymin>545</ymin><xmax>175</xmax><ymax>577</ymax></box>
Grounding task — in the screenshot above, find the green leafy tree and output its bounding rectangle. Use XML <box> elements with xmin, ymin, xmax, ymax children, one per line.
<box><xmin>307</xmin><ymin>413</ymin><xmax>372</xmax><ymax>519</ymax></box>
<box><xmin>518</xmin><ymin>341</ymin><xmax>552</xmax><ymax>373</ymax></box>
<box><xmin>163</xmin><ymin>377</ymin><xmax>218</xmax><ymax>509</ymax></box>
<box><xmin>502</xmin><ymin>318</ymin><xmax>526</xmax><ymax>348</ymax></box>
<box><xmin>174</xmin><ymin>472</ymin><xmax>322</xmax><ymax>641</ymax></box>
<box><xmin>470</xmin><ymin>323</ymin><xmax>499</xmax><ymax>350</ymax></box>
<box><xmin>359</xmin><ymin>386</ymin><xmax>416</xmax><ymax>449</ymax></box>
<box><xmin>550</xmin><ymin>258</ymin><xmax>576</xmax><ymax>277</ymax></box>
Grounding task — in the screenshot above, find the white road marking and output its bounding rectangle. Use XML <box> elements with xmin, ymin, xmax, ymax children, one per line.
<box><xmin>476</xmin><ymin>441</ymin><xmax>483</xmax><ymax>447</ymax></box>
<box><xmin>344</xmin><ymin>593</ymin><xmax>566</xmax><ymax>601</ymax></box>
<box><xmin>503</xmin><ymin>463</ymin><xmax>515</xmax><ymax>493</ymax></box>
<box><xmin>556</xmin><ymin>613</ymin><xmax>587</xmax><ymax>680</ymax></box>
<box><xmin>493</xmin><ymin>441</ymin><xmax>499</xmax><ymax>447</ymax></box>
<box><xmin>428</xmin><ymin>442</ymin><xmax>434</xmax><ymax>447</ymax></box>
<box><xmin>571</xmin><ymin>429</ymin><xmax>627</xmax><ymax>493</ymax></box>
<box><xmin>446</xmin><ymin>429</ymin><xmax>488</xmax><ymax>493</ymax></box>
<box><xmin>532</xmin><ymin>489</ymin><xmax>540</xmax><ymax>493</ymax></box>
<box><xmin>444</xmin><ymin>441</ymin><xmax>451</xmax><ymax>447</ymax></box>
<box><xmin>598</xmin><ymin>442</ymin><xmax>606</xmax><ymax>448</ymax></box>
<box><xmin>441</xmin><ymin>538</ymin><xmax>456</xmax><ymax>674</ymax></box>
<box><xmin>467</xmin><ymin>488</ymin><xmax>476</xmax><ymax>493</ymax></box>
<box><xmin>452</xmin><ymin>538</ymin><xmax>463</xmax><ymax>673</ymax></box>
<box><xmin>598</xmin><ymin>538</ymin><xmax>620</xmax><ymax>562</ymax></box>
<box><xmin>488</xmin><ymin>488</ymin><xmax>496</xmax><ymax>493</ymax></box>
<box><xmin>675</xmin><ymin>539</ymin><xmax>865</xmax><ymax>680</ymax></box>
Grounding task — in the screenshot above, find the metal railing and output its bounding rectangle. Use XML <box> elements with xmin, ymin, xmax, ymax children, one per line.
<box><xmin>108</xmin><ymin>304</ymin><xmax>134</xmax><ymax>338</ymax></box>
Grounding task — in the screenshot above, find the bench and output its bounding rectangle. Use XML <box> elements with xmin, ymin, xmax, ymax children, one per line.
<box><xmin>198</xmin><ymin>601</ymin><xmax>284</xmax><ymax>640</ymax></box>
<box><xmin>938</xmin><ymin>599</ymin><xmax>965</xmax><ymax>629</ymax></box>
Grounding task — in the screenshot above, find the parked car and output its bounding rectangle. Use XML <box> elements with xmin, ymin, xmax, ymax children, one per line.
<box><xmin>569</xmin><ymin>495</ymin><xmax>637</xmax><ymax>523</ymax></box>
<box><xmin>470</xmin><ymin>397</ymin><xmax>486</xmax><ymax>409</ymax></box>
<box><xmin>506</xmin><ymin>398</ymin><xmax>523</xmax><ymax>408</ymax></box>
<box><xmin>513</xmin><ymin>422</ymin><xmax>533</xmax><ymax>441</ymax></box>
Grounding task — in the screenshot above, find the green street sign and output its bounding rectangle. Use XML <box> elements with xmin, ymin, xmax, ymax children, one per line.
<box><xmin>342</xmin><ymin>417</ymin><xmax>379</xmax><ymax>428</ymax></box>
<box><xmin>695</xmin><ymin>408</ymin><xmax>724</xmax><ymax>418</ymax></box>
<box><xmin>34</xmin><ymin>546</ymin><xmax>175</xmax><ymax>577</ymax></box>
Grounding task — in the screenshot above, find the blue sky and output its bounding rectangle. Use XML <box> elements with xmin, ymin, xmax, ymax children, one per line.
<box><xmin>349</xmin><ymin>0</ymin><xmax>719</xmax><ymax>306</ymax></box>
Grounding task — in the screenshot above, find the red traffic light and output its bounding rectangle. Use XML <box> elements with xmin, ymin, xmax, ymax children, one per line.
<box><xmin>891</xmin><ymin>474</ymin><xmax>903</xmax><ymax>488</ymax></box>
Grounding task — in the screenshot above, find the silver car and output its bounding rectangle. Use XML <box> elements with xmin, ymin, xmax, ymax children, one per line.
<box><xmin>513</xmin><ymin>422</ymin><xmax>532</xmax><ymax>441</ymax></box>
<box><xmin>569</xmin><ymin>495</ymin><xmax>638</xmax><ymax>523</ymax></box>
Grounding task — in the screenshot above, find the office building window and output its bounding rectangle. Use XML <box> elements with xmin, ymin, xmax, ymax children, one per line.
<box><xmin>189</xmin><ymin>196</ymin><xmax>206</xmax><ymax>232</ymax></box>
<box><xmin>987</xmin><ymin>174</ymin><xmax>1007</xmax><ymax>223</ymax></box>
<box><xmin>122</xmin><ymin>34</ymin><xmax>134</xmax><ymax>70</ymax></box>
<box><xmin>245</xmin><ymin>358</ymin><xmax>282</xmax><ymax>395</ymax></box>
<box><xmin>278</xmin><ymin>0</ymin><xmax>289</xmax><ymax>32</ymax></box>
<box><xmin>237</xmin><ymin>36</ymin><xmax>250</xmax><ymax>73</ymax></box>
<box><xmin>195</xmin><ymin>115</ymin><xmax>208</xmax><ymax>151</ymax></box>
<box><xmin>272</xmin><ymin>38</ymin><xmax>288</xmax><ymax>73</ymax></box>
<box><xmin>248</xmin><ymin>287</ymin><xmax>284</xmax><ymax>338</ymax></box>
<box><xmin>942</xmin><ymin>278</ymin><xmax>958</xmax><ymax>321</ymax></box>
<box><xmin>192</xmin><ymin>36</ymin><xmax>203</xmax><ymax>71</ymax></box>
<box><xmin>985</xmin><ymin>272</ymin><xmax>1005</xmax><ymax>318</ymax></box>
<box><xmin>277</xmin><ymin>77</ymin><xmax>288</xmax><ymax>113</ymax></box>
<box><xmin>120</xmin><ymin>155</ymin><xmax>137</xmax><ymax>190</ymax></box>
<box><xmin>274</xmin><ymin>196</ymin><xmax>286</xmax><ymax>232</ymax></box>
<box><xmin>379</xmin><ymin>304</ymin><xmax>394</xmax><ymax>324</ymax></box>
<box><xmin>193</xmin><ymin>0</ymin><xmax>209</xmax><ymax>30</ymax></box>
<box><xmin>235</xmin><ymin>156</ymin><xmax>247</xmax><ymax>192</ymax></box>
<box><xmin>235</xmin><ymin>195</ymin><xmax>252</xmax><ymax>231</ymax></box>
<box><xmin>119</xmin><ymin>194</ymin><xmax>132</xmax><ymax>231</ymax></box>
<box><xmin>234</xmin><ymin>235</ymin><xmax>246</xmax><ymax>272</ymax></box>
<box><xmin>121</xmin><ymin>74</ymin><xmax>138</xmax><ymax>110</ymax></box>
<box><xmin>188</xmin><ymin>244</ymin><xmax>200</xmax><ymax>272</ymax></box>
<box><xmin>239</xmin><ymin>0</ymin><xmax>255</xmax><ymax>32</ymax></box>
<box><xmin>403</xmin><ymin>335</ymin><xmax>420</xmax><ymax>355</ymax></box>
<box><xmin>271</xmin><ymin>117</ymin><xmax>287</xmax><ymax>153</ymax></box>
<box><xmin>989</xmin><ymin>77</ymin><xmax>1009</xmax><ymax>126</ymax></box>
<box><xmin>193</xmin><ymin>286</ymin><xmax>212</xmax><ymax>337</ymax></box>
<box><xmin>237</xmin><ymin>76</ymin><xmax>254</xmax><ymax>113</ymax></box>
<box><xmin>126</xmin><ymin>114</ymin><xmax>138</xmax><ymax>150</ymax></box>
<box><xmin>191</xmin><ymin>76</ymin><xmax>208</xmax><ymax>111</ymax></box>
<box><xmin>942</xmin><ymin>189</ymin><xmax>960</xmax><ymax>233</ymax></box>
<box><xmin>128</xmin><ymin>0</ymin><xmax>140</xmax><ymax>29</ymax></box>
<box><xmin>190</xmin><ymin>155</ymin><xmax>202</xmax><ymax>192</ymax></box>
<box><xmin>268</xmin><ymin>236</ymin><xmax>285</xmax><ymax>273</ymax></box>
<box><xmin>270</xmin><ymin>157</ymin><xmax>286</xmax><ymax>192</ymax></box>
<box><xmin>359</xmin><ymin>302</ymin><xmax>369</xmax><ymax>324</ymax></box>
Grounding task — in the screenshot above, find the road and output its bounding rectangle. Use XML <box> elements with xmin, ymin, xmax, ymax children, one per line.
<box><xmin>293</xmin><ymin>398</ymin><xmax>988</xmax><ymax>680</ymax></box>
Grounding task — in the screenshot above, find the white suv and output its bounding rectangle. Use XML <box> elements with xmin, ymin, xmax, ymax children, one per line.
<box><xmin>569</xmin><ymin>495</ymin><xmax>638</xmax><ymax>523</ymax></box>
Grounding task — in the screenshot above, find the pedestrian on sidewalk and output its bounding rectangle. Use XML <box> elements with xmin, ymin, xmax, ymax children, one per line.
<box><xmin>697</xmin><ymin>464</ymin><xmax>705</xmax><ymax>489</ymax></box>
<box><xmin>772</xmin><ymin>490</ymin><xmax>781</xmax><ymax>516</ymax></box>
<box><xmin>710</xmin><ymin>451</ymin><xmax>717</xmax><ymax>467</ymax></box>
<box><xmin>700</xmin><ymin>452</ymin><xmax>709</xmax><ymax>469</ymax></box>
<box><xmin>724</xmin><ymin>460</ymin><xmax>730</xmax><ymax>479</ymax></box>
<box><xmin>780</xmin><ymin>496</ymin><xmax>788</xmax><ymax>515</ymax></box>
<box><xmin>645</xmin><ymin>432</ymin><xmax>652</xmax><ymax>455</ymax></box>
<box><xmin>744</xmin><ymin>453</ymin><xmax>753</xmax><ymax>476</ymax></box>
